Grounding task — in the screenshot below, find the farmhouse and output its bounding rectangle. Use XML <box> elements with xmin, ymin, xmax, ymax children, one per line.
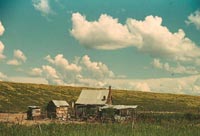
<box><xmin>47</xmin><ymin>100</ymin><xmax>69</xmax><ymax>120</ymax></box>
<box><xmin>27</xmin><ymin>106</ymin><xmax>41</xmax><ymax>120</ymax></box>
<box><xmin>75</xmin><ymin>86</ymin><xmax>112</xmax><ymax>119</ymax></box>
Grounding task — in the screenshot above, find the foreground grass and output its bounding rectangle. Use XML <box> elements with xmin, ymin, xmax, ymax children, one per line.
<box><xmin>0</xmin><ymin>122</ymin><xmax>199</xmax><ymax>136</ymax></box>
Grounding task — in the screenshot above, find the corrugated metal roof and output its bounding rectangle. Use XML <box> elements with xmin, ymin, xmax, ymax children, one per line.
<box><xmin>28</xmin><ymin>106</ymin><xmax>40</xmax><ymax>109</ymax></box>
<box><xmin>52</xmin><ymin>100</ymin><xmax>69</xmax><ymax>107</ymax></box>
<box><xmin>100</xmin><ymin>105</ymin><xmax>138</xmax><ymax>110</ymax></box>
<box><xmin>76</xmin><ymin>89</ymin><xmax>109</xmax><ymax>105</ymax></box>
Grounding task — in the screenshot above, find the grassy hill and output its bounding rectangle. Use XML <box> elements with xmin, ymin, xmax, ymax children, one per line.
<box><xmin>0</xmin><ymin>81</ymin><xmax>200</xmax><ymax>113</ymax></box>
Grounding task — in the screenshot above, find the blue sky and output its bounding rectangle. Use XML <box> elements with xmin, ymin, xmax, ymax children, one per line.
<box><xmin>0</xmin><ymin>0</ymin><xmax>200</xmax><ymax>95</ymax></box>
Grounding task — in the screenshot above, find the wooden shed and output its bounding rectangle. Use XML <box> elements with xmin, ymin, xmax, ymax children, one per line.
<box><xmin>27</xmin><ymin>106</ymin><xmax>41</xmax><ymax>120</ymax></box>
<box><xmin>47</xmin><ymin>100</ymin><xmax>69</xmax><ymax>120</ymax></box>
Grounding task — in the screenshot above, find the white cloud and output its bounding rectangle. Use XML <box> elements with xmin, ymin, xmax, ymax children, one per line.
<box><xmin>24</xmin><ymin>53</ymin><xmax>200</xmax><ymax>95</ymax></box>
<box><xmin>186</xmin><ymin>10</ymin><xmax>200</xmax><ymax>30</ymax></box>
<box><xmin>7</xmin><ymin>49</ymin><xmax>27</xmax><ymax>66</ymax></box>
<box><xmin>44</xmin><ymin>55</ymin><xmax>77</xmax><ymax>84</ymax></box>
<box><xmin>132</xmin><ymin>82</ymin><xmax>151</xmax><ymax>92</ymax></box>
<box><xmin>144</xmin><ymin>75</ymin><xmax>200</xmax><ymax>95</ymax></box>
<box><xmin>127</xmin><ymin>16</ymin><xmax>200</xmax><ymax>60</ymax></box>
<box><xmin>28</xmin><ymin>66</ymin><xmax>64</xmax><ymax>85</ymax></box>
<box><xmin>105</xmin><ymin>75</ymin><xmax>200</xmax><ymax>95</ymax></box>
<box><xmin>45</xmin><ymin>54</ymin><xmax>81</xmax><ymax>73</ymax></box>
<box><xmin>152</xmin><ymin>58</ymin><xmax>199</xmax><ymax>75</ymax></box>
<box><xmin>7</xmin><ymin>59</ymin><xmax>21</xmax><ymax>66</ymax></box>
<box><xmin>29</xmin><ymin>68</ymin><xmax>43</xmax><ymax>76</ymax></box>
<box><xmin>164</xmin><ymin>63</ymin><xmax>198</xmax><ymax>75</ymax></box>
<box><xmin>71</xmin><ymin>12</ymin><xmax>141</xmax><ymax>50</ymax></box>
<box><xmin>33</xmin><ymin>0</ymin><xmax>51</xmax><ymax>15</ymax></box>
<box><xmin>152</xmin><ymin>58</ymin><xmax>163</xmax><ymax>69</ymax></box>
<box><xmin>16</xmin><ymin>54</ymin><xmax>199</xmax><ymax>95</ymax></box>
<box><xmin>0</xmin><ymin>23</ymin><xmax>6</xmax><ymax>61</ymax></box>
<box><xmin>44</xmin><ymin>54</ymin><xmax>82</xmax><ymax>84</ymax></box>
<box><xmin>0</xmin><ymin>41</ymin><xmax>6</xmax><ymax>60</ymax></box>
<box><xmin>42</xmin><ymin>65</ymin><xmax>59</xmax><ymax>78</ymax></box>
<box><xmin>8</xmin><ymin>76</ymin><xmax>48</xmax><ymax>84</ymax></box>
<box><xmin>71</xmin><ymin>13</ymin><xmax>200</xmax><ymax>61</ymax></box>
<box><xmin>81</xmin><ymin>55</ymin><xmax>114</xmax><ymax>79</ymax></box>
<box><xmin>43</xmin><ymin>54</ymin><xmax>114</xmax><ymax>85</ymax></box>
<box><xmin>72</xmin><ymin>75</ymin><xmax>200</xmax><ymax>95</ymax></box>
<box><xmin>0</xmin><ymin>21</ymin><xmax>5</xmax><ymax>36</ymax></box>
<box><xmin>0</xmin><ymin>72</ymin><xmax>7</xmax><ymax>81</ymax></box>
<box><xmin>42</xmin><ymin>65</ymin><xmax>64</xmax><ymax>85</ymax></box>
<box><xmin>14</xmin><ymin>49</ymin><xmax>27</xmax><ymax>62</ymax></box>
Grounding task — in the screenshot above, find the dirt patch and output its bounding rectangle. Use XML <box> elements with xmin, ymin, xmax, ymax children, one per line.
<box><xmin>0</xmin><ymin>113</ymin><xmax>26</xmax><ymax>123</ymax></box>
<box><xmin>0</xmin><ymin>113</ymin><xmax>86</xmax><ymax>126</ymax></box>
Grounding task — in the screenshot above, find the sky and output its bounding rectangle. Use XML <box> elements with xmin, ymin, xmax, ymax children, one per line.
<box><xmin>0</xmin><ymin>0</ymin><xmax>200</xmax><ymax>95</ymax></box>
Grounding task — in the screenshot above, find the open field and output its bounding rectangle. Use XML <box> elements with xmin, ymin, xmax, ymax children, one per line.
<box><xmin>0</xmin><ymin>81</ymin><xmax>200</xmax><ymax>113</ymax></box>
<box><xmin>0</xmin><ymin>81</ymin><xmax>200</xmax><ymax>135</ymax></box>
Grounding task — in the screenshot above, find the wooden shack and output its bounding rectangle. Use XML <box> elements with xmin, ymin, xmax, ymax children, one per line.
<box><xmin>47</xmin><ymin>100</ymin><xmax>69</xmax><ymax>120</ymax></box>
<box><xmin>75</xmin><ymin>86</ymin><xmax>112</xmax><ymax>120</ymax></box>
<box><xmin>100</xmin><ymin>105</ymin><xmax>138</xmax><ymax>122</ymax></box>
<box><xmin>27</xmin><ymin>106</ymin><xmax>41</xmax><ymax>120</ymax></box>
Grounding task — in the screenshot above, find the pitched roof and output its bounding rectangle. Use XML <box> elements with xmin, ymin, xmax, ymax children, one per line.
<box><xmin>76</xmin><ymin>89</ymin><xmax>109</xmax><ymax>105</ymax></box>
<box><xmin>28</xmin><ymin>106</ymin><xmax>40</xmax><ymax>109</ymax></box>
<box><xmin>100</xmin><ymin>105</ymin><xmax>138</xmax><ymax>110</ymax></box>
<box><xmin>51</xmin><ymin>100</ymin><xmax>69</xmax><ymax>107</ymax></box>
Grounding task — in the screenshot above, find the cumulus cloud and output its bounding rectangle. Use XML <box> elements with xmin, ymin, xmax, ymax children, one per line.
<box><xmin>105</xmin><ymin>75</ymin><xmax>200</xmax><ymax>95</ymax></box>
<box><xmin>81</xmin><ymin>55</ymin><xmax>114</xmax><ymax>79</ymax></box>
<box><xmin>28</xmin><ymin>66</ymin><xmax>62</xmax><ymax>85</ymax></box>
<box><xmin>71</xmin><ymin>12</ymin><xmax>141</xmax><ymax>50</ymax></box>
<box><xmin>43</xmin><ymin>54</ymin><xmax>115</xmax><ymax>84</ymax></box>
<box><xmin>0</xmin><ymin>72</ymin><xmax>7</xmax><ymax>81</ymax></box>
<box><xmin>33</xmin><ymin>0</ymin><xmax>51</xmax><ymax>15</ymax></box>
<box><xmin>145</xmin><ymin>75</ymin><xmax>200</xmax><ymax>95</ymax></box>
<box><xmin>14</xmin><ymin>49</ymin><xmax>27</xmax><ymax>62</ymax></box>
<box><xmin>44</xmin><ymin>54</ymin><xmax>83</xmax><ymax>84</ymax></box>
<box><xmin>132</xmin><ymin>82</ymin><xmax>151</xmax><ymax>92</ymax></box>
<box><xmin>25</xmin><ymin>54</ymin><xmax>200</xmax><ymax>95</ymax></box>
<box><xmin>186</xmin><ymin>10</ymin><xmax>200</xmax><ymax>30</ymax></box>
<box><xmin>7</xmin><ymin>49</ymin><xmax>27</xmax><ymax>66</ymax></box>
<box><xmin>152</xmin><ymin>58</ymin><xmax>163</xmax><ymax>69</ymax></box>
<box><xmin>45</xmin><ymin>54</ymin><xmax>81</xmax><ymax>73</ymax></box>
<box><xmin>152</xmin><ymin>59</ymin><xmax>199</xmax><ymax>75</ymax></box>
<box><xmin>42</xmin><ymin>65</ymin><xmax>64</xmax><ymax>85</ymax></box>
<box><xmin>29</xmin><ymin>68</ymin><xmax>43</xmax><ymax>76</ymax></box>
<box><xmin>71</xmin><ymin>13</ymin><xmax>200</xmax><ymax>61</ymax></box>
<box><xmin>0</xmin><ymin>41</ymin><xmax>6</xmax><ymax>60</ymax></box>
<box><xmin>7</xmin><ymin>59</ymin><xmax>21</xmax><ymax>66</ymax></box>
<box><xmin>0</xmin><ymin>23</ymin><xmax>6</xmax><ymax>61</ymax></box>
<box><xmin>127</xmin><ymin>16</ymin><xmax>200</xmax><ymax>61</ymax></box>
<box><xmin>0</xmin><ymin>21</ymin><xmax>5</xmax><ymax>36</ymax></box>
<box><xmin>26</xmin><ymin>53</ymin><xmax>200</xmax><ymax>95</ymax></box>
<box><xmin>30</xmin><ymin>54</ymin><xmax>115</xmax><ymax>86</ymax></box>
<box><xmin>8</xmin><ymin>76</ymin><xmax>48</xmax><ymax>84</ymax></box>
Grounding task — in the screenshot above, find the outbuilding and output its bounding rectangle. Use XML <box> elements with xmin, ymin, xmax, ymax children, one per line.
<box><xmin>100</xmin><ymin>105</ymin><xmax>138</xmax><ymax>122</ymax></box>
<box><xmin>47</xmin><ymin>100</ymin><xmax>69</xmax><ymax>120</ymax></box>
<box><xmin>27</xmin><ymin>106</ymin><xmax>41</xmax><ymax>120</ymax></box>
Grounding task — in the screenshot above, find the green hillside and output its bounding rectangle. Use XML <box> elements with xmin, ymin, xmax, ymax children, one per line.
<box><xmin>0</xmin><ymin>81</ymin><xmax>200</xmax><ymax>113</ymax></box>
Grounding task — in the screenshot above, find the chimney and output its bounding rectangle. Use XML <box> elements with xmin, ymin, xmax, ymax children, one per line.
<box><xmin>107</xmin><ymin>86</ymin><xmax>112</xmax><ymax>105</ymax></box>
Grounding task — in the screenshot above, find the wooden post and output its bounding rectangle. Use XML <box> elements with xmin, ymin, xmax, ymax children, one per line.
<box><xmin>38</xmin><ymin>124</ymin><xmax>42</xmax><ymax>134</ymax></box>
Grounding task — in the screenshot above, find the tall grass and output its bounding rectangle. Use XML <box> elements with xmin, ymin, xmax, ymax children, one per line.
<box><xmin>0</xmin><ymin>122</ymin><xmax>199</xmax><ymax>136</ymax></box>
